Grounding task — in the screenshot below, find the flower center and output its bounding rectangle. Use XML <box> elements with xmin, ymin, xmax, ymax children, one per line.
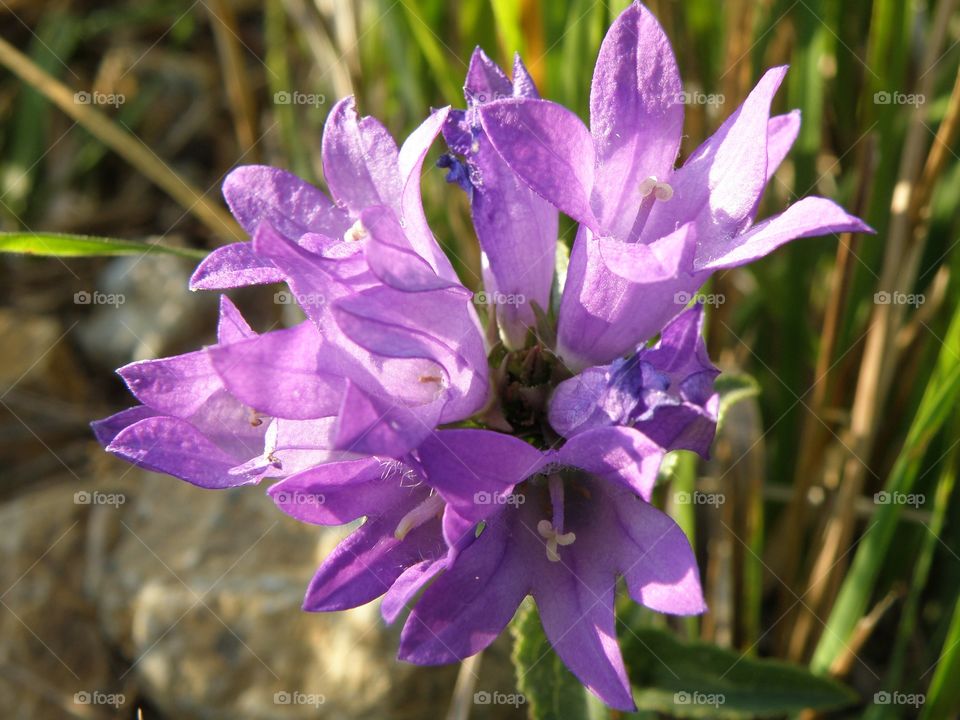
<box><xmin>536</xmin><ymin>474</ymin><xmax>576</xmax><ymax>562</ymax></box>
<box><xmin>394</xmin><ymin>492</ymin><xmax>444</xmax><ymax>540</ymax></box>
<box><xmin>343</xmin><ymin>219</ymin><xmax>368</xmax><ymax>242</ymax></box>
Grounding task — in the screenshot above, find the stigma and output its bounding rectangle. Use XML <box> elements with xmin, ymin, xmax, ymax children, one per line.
<box><xmin>394</xmin><ymin>492</ymin><xmax>444</xmax><ymax>540</ymax></box>
<box><xmin>537</xmin><ymin>474</ymin><xmax>576</xmax><ymax>562</ymax></box>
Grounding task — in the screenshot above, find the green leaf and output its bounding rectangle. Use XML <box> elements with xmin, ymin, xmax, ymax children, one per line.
<box><xmin>511</xmin><ymin>602</ymin><xmax>592</xmax><ymax>720</ymax></box>
<box><xmin>0</xmin><ymin>232</ymin><xmax>205</xmax><ymax>259</ymax></box>
<box><xmin>621</xmin><ymin>626</ymin><xmax>857</xmax><ymax>718</ymax></box>
<box><xmin>715</xmin><ymin>372</ymin><xmax>761</xmax><ymax>432</ymax></box>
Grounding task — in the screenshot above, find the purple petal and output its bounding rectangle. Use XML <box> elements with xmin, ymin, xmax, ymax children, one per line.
<box><xmin>268</xmin><ymin>456</ymin><xmax>410</xmax><ymax>525</ymax></box>
<box><xmin>557</xmin><ymin>426</ymin><xmax>664</xmax><ymax>501</ymax></box>
<box><xmin>117</xmin><ymin>350</ymin><xmax>222</xmax><ymax>418</ymax></box>
<box><xmin>332</xmin><ymin>382</ymin><xmax>442</xmax><ymax>457</ymax></box>
<box><xmin>107</xmin><ymin>416</ymin><xmax>257</xmax><ymax>488</ymax></box>
<box><xmin>694</xmin><ymin>195</ymin><xmax>873</xmax><ymax>271</ymax></box>
<box><xmin>321</xmin><ymin>97</ymin><xmax>401</xmax><ymax>214</ymax></box>
<box><xmin>397</xmin><ymin>107</ymin><xmax>459</xmax><ymax>282</ymax></box>
<box><xmin>464</xmin><ymin>48</ymin><xmax>512</xmax><ymax>105</ymax></box>
<box><xmin>208</xmin><ymin>322</ymin><xmax>346</xmax><ymax>420</ymax></box>
<box><xmin>479</xmin><ymin>98</ymin><xmax>598</xmax><ymax>229</ymax></box>
<box><xmin>381</xmin><ymin>558</ymin><xmax>447</xmax><ymax>624</ymax></box>
<box><xmin>216</xmin><ymin>295</ymin><xmax>255</xmax><ymax>344</ymax></box>
<box><xmin>589</xmin><ymin>1</ymin><xmax>684</xmax><ymax>240</ymax></box>
<box><xmin>533</xmin><ymin>555</ymin><xmax>635</xmax><ymax>711</ymax></box>
<box><xmin>398</xmin><ymin>514</ymin><xmax>529</xmax><ymax>663</ymax></box>
<box><xmin>303</xmin><ymin>510</ymin><xmax>444</xmax><ymax>612</ymax></box>
<box><xmin>557</xmin><ymin>223</ymin><xmax>703</xmax><ymax>368</ymax></box>
<box><xmin>511</xmin><ymin>53</ymin><xmax>538</xmax><ymax>98</ymax></box>
<box><xmin>189</xmin><ymin>242</ymin><xmax>285</xmax><ymax>290</ymax></box>
<box><xmin>91</xmin><ymin>406</ymin><xmax>157</xmax><ymax>446</ymax></box>
<box><xmin>614</xmin><ymin>495</ymin><xmax>707</xmax><ymax>615</ymax></box>
<box><xmin>642</xmin><ymin>66</ymin><xmax>790</xmax><ymax>244</ymax></box>
<box><xmin>418</xmin><ymin>429</ymin><xmax>546</xmax><ymax>520</ymax></box>
<box><xmin>222</xmin><ymin>164</ymin><xmax>350</xmax><ymax>240</ymax></box>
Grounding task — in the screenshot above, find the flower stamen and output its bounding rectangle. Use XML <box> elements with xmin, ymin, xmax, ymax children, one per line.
<box><xmin>537</xmin><ymin>474</ymin><xmax>576</xmax><ymax>562</ymax></box>
<box><xmin>639</xmin><ymin>176</ymin><xmax>673</xmax><ymax>202</ymax></box>
<box><xmin>394</xmin><ymin>492</ymin><xmax>444</xmax><ymax>540</ymax></box>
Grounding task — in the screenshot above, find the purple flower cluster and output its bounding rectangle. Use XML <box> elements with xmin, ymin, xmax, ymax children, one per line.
<box><xmin>94</xmin><ymin>2</ymin><xmax>869</xmax><ymax>709</ymax></box>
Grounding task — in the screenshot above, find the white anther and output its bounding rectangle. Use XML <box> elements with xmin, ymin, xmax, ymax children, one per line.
<box><xmin>639</xmin><ymin>176</ymin><xmax>673</xmax><ymax>202</ymax></box>
<box><xmin>343</xmin><ymin>219</ymin><xmax>368</xmax><ymax>242</ymax></box>
<box><xmin>537</xmin><ymin>519</ymin><xmax>576</xmax><ymax>562</ymax></box>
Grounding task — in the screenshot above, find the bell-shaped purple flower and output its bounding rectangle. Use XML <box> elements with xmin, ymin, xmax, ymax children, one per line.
<box><xmin>440</xmin><ymin>49</ymin><xmax>558</xmax><ymax>349</ymax></box>
<box><xmin>477</xmin><ymin>2</ymin><xmax>872</xmax><ymax>369</ymax></box>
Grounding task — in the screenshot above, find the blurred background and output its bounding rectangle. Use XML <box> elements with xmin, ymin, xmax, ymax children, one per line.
<box><xmin>1</xmin><ymin>0</ymin><xmax>959</xmax><ymax>718</ymax></box>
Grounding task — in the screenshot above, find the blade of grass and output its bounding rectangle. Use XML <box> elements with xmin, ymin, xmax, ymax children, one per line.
<box><xmin>920</xmin><ymin>593</ymin><xmax>960</xmax><ymax>720</ymax></box>
<box><xmin>0</xmin><ymin>34</ymin><xmax>242</xmax><ymax>240</ymax></box>
<box><xmin>0</xmin><ymin>231</ymin><xmax>206</xmax><ymax>259</ymax></box>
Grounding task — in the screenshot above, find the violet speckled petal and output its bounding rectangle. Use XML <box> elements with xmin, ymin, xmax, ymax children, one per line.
<box><xmin>216</xmin><ymin>295</ymin><xmax>255</xmax><ymax>344</ymax></box>
<box><xmin>189</xmin><ymin>242</ymin><xmax>285</xmax><ymax>290</ymax></box>
<box><xmin>589</xmin><ymin>0</ymin><xmax>684</xmax><ymax>240</ymax></box>
<box><xmin>117</xmin><ymin>350</ymin><xmax>222</xmax><ymax>418</ymax></box>
<box><xmin>464</xmin><ymin>47</ymin><xmax>512</xmax><ymax>105</ymax></box>
<box><xmin>321</xmin><ymin>97</ymin><xmax>401</xmax><ymax>215</ymax></box>
<box><xmin>479</xmin><ymin>97</ymin><xmax>598</xmax><ymax>229</ymax></box>
<box><xmin>332</xmin><ymin>382</ymin><xmax>444</xmax><ymax>457</ymax></box>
